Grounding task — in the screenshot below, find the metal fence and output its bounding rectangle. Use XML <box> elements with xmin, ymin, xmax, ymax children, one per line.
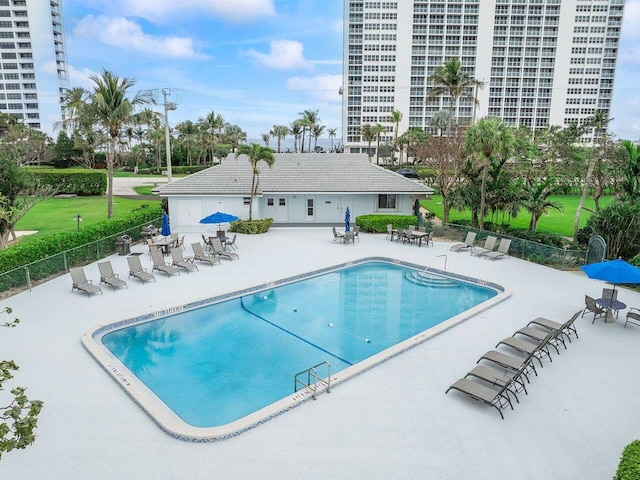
<box><xmin>0</xmin><ymin>217</ymin><xmax>162</xmax><ymax>297</ymax></box>
<box><xmin>434</xmin><ymin>223</ymin><xmax>587</xmax><ymax>271</ymax></box>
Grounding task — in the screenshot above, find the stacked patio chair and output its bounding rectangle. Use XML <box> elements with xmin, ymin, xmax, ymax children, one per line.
<box><xmin>446</xmin><ymin>311</ymin><xmax>581</xmax><ymax>419</ymax></box>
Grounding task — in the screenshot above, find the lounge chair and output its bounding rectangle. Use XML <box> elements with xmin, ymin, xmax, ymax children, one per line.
<box><xmin>170</xmin><ymin>247</ymin><xmax>198</xmax><ymax>273</ymax></box>
<box><xmin>191</xmin><ymin>242</ymin><xmax>220</xmax><ymax>267</ymax></box>
<box><xmin>581</xmin><ymin>295</ymin><xmax>606</xmax><ymax>323</ymax></box>
<box><xmin>465</xmin><ymin>364</ymin><xmax>528</xmax><ymax>400</ymax></box>
<box><xmin>477</xmin><ymin>349</ymin><xmax>537</xmax><ymax>383</ymax></box>
<box><xmin>127</xmin><ymin>256</ymin><xmax>155</xmax><ymax>284</ymax></box>
<box><xmin>332</xmin><ymin>226</ymin><xmax>344</xmax><ymax>243</ymax></box>
<box><xmin>69</xmin><ymin>266</ymin><xmax>103</xmax><ymax>297</ymax></box>
<box><xmin>97</xmin><ymin>261</ymin><xmax>128</xmax><ymax>291</ymax></box>
<box><xmin>471</xmin><ymin>235</ymin><xmax>497</xmax><ymax>257</ymax></box>
<box><xmin>210</xmin><ymin>238</ymin><xmax>239</xmax><ymax>260</ymax></box>
<box><xmin>150</xmin><ymin>249</ymin><xmax>180</xmax><ymax>277</ymax></box>
<box><xmin>495</xmin><ymin>331</ymin><xmax>554</xmax><ymax>367</ymax></box>
<box><xmin>482</xmin><ymin>238</ymin><xmax>511</xmax><ymax>260</ymax></box>
<box><xmin>445</xmin><ymin>377</ymin><xmax>514</xmax><ymax>419</ymax></box>
<box><xmin>625</xmin><ymin>308</ymin><xmax>640</xmax><ymax>328</ymax></box>
<box><xmin>527</xmin><ymin>310</ymin><xmax>581</xmax><ymax>343</ymax></box>
<box><xmin>450</xmin><ymin>231</ymin><xmax>477</xmax><ymax>252</ymax></box>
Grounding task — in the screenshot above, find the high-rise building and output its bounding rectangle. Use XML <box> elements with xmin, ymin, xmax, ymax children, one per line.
<box><xmin>0</xmin><ymin>0</ymin><xmax>69</xmax><ymax>131</ymax></box>
<box><xmin>342</xmin><ymin>0</ymin><xmax>624</xmax><ymax>153</ymax></box>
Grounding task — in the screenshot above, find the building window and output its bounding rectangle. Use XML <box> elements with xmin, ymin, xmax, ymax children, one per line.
<box><xmin>267</xmin><ymin>198</ymin><xmax>274</xmax><ymax>206</ymax></box>
<box><xmin>243</xmin><ymin>197</ymin><xmax>250</xmax><ymax>205</ymax></box>
<box><xmin>377</xmin><ymin>194</ymin><xmax>397</xmax><ymax>209</ymax></box>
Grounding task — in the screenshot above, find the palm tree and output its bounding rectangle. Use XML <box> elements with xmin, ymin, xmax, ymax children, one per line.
<box><xmin>427</xmin><ymin>57</ymin><xmax>483</xmax><ymax>132</ymax></box>
<box><xmin>374</xmin><ymin>123</ymin><xmax>386</xmax><ymax>165</ymax></box>
<box><xmin>311</xmin><ymin>124</ymin><xmax>325</xmax><ymax>151</ymax></box>
<box><xmin>89</xmin><ymin>69</ymin><xmax>152</xmax><ymax>218</ymax></box>
<box><xmin>621</xmin><ymin>140</ymin><xmax>640</xmax><ymax>197</ymax></box>
<box><xmin>289</xmin><ymin>122</ymin><xmax>302</xmax><ymax>153</ymax></box>
<box><xmin>260</xmin><ymin>133</ymin><xmax>270</xmax><ymax>147</ymax></box>
<box><xmin>389</xmin><ymin>110</ymin><xmax>403</xmax><ymax>160</ymax></box>
<box><xmin>223</xmin><ymin>123</ymin><xmax>246</xmax><ymax>152</ymax></box>
<box><xmin>235</xmin><ymin>143</ymin><xmax>275</xmax><ymax>220</ymax></box>
<box><xmin>464</xmin><ymin>117</ymin><xmax>514</xmax><ymax>230</ymax></box>
<box><xmin>573</xmin><ymin>110</ymin><xmax>612</xmax><ymax>239</ymax></box>
<box><xmin>327</xmin><ymin>127</ymin><xmax>337</xmax><ymax>151</ymax></box>
<box><xmin>521</xmin><ymin>177</ymin><xmax>563</xmax><ymax>231</ymax></box>
<box><xmin>360</xmin><ymin>124</ymin><xmax>376</xmax><ymax>161</ymax></box>
<box><xmin>299</xmin><ymin>109</ymin><xmax>320</xmax><ymax>153</ymax></box>
<box><xmin>198</xmin><ymin>111</ymin><xmax>225</xmax><ymax>163</ymax></box>
<box><xmin>175</xmin><ymin>120</ymin><xmax>198</xmax><ymax>166</ymax></box>
<box><xmin>270</xmin><ymin>125</ymin><xmax>289</xmax><ymax>153</ymax></box>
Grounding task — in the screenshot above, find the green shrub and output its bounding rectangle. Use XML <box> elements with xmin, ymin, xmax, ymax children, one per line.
<box><xmin>28</xmin><ymin>169</ymin><xmax>107</xmax><ymax>195</ymax></box>
<box><xmin>356</xmin><ymin>214</ymin><xmax>418</xmax><ymax>233</ymax></box>
<box><xmin>229</xmin><ymin>218</ymin><xmax>273</xmax><ymax>234</ymax></box>
<box><xmin>0</xmin><ymin>204</ymin><xmax>163</xmax><ymax>278</ymax></box>
<box><xmin>582</xmin><ymin>198</ymin><xmax>640</xmax><ymax>260</ymax></box>
<box><xmin>630</xmin><ymin>254</ymin><xmax>640</xmax><ymax>268</ymax></box>
<box><xmin>614</xmin><ymin>440</ymin><xmax>640</xmax><ymax>480</ymax></box>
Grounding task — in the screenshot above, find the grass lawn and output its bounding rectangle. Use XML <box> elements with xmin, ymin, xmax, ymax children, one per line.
<box><xmin>422</xmin><ymin>195</ymin><xmax>613</xmax><ymax>237</ymax></box>
<box><xmin>14</xmin><ymin>196</ymin><xmax>156</xmax><ymax>241</ymax></box>
<box><xmin>133</xmin><ymin>186</ymin><xmax>155</xmax><ymax>195</ymax></box>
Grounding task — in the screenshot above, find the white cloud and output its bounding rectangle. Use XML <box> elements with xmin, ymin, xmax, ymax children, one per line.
<box><xmin>245</xmin><ymin>40</ymin><xmax>313</xmax><ymax>70</ymax></box>
<box><xmin>92</xmin><ymin>0</ymin><xmax>275</xmax><ymax>23</ymax></box>
<box><xmin>73</xmin><ymin>15</ymin><xmax>203</xmax><ymax>59</ymax></box>
<box><xmin>286</xmin><ymin>74</ymin><xmax>342</xmax><ymax>102</ymax></box>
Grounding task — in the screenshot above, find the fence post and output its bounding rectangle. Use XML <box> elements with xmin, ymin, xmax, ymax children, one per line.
<box><xmin>63</xmin><ymin>251</ymin><xmax>68</xmax><ymax>271</ymax></box>
<box><xmin>25</xmin><ymin>266</ymin><xmax>31</xmax><ymax>291</ymax></box>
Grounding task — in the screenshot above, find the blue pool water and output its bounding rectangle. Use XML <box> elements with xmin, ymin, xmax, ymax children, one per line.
<box><xmin>101</xmin><ymin>261</ymin><xmax>497</xmax><ymax>428</ymax></box>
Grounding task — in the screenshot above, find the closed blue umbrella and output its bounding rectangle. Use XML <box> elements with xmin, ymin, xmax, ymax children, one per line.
<box><xmin>581</xmin><ymin>259</ymin><xmax>640</xmax><ymax>293</ymax></box>
<box><xmin>161</xmin><ymin>213</ymin><xmax>171</xmax><ymax>236</ymax></box>
<box><xmin>344</xmin><ymin>207</ymin><xmax>351</xmax><ymax>232</ymax></box>
<box><xmin>199</xmin><ymin>211</ymin><xmax>239</xmax><ymax>231</ymax></box>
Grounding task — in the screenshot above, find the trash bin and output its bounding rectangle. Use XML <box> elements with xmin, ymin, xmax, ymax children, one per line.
<box><xmin>116</xmin><ymin>235</ymin><xmax>132</xmax><ymax>256</ymax></box>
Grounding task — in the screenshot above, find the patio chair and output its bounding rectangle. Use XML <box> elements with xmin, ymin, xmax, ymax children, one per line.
<box><xmin>395</xmin><ymin>228</ymin><xmax>405</xmax><ymax>242</ymax></box>
<box><xmin>150</xmin><ymin>249</ymin><xmax>180</xmax><ymax>277</ymax></box>
<box><xmin>332</xmin><ymin>226</ymin><xmax>344</xmax><ymax>243</ymax></box>
<box><xmin>97</xmin><ymin>261</ymin><xmax>128</xmax><ymax>291</ymax></box>
<box><xmin>191</xmin><ymin>242</ymin><xmax>220</xmax><ymax>267</ymax></box>
<box><xmin>176</xmin><ymin>235</ymin><xmax>185</xmax><ymax>250</ymax></box>
<box><xmin>424</xmin><ymin>231</ymin><xmax>434</xmax><ymax>247</ymax></box>
<box><xmin>127</xmin><ymin>256</ymin><xmax>155</xmax><ymax>284</ymax></box>
<box><xmin>210</xmin><ymin>238</ymin><xmax>239</xmax><ymax>261</ymax></box>
<box><xmin>69</xmin><ymin>266</ymin><xmax>103</xmax><ymax>297</ymax></box>
<box><xmin>495</xmin><ymin>331</ymin><xmax>555</xmax><ymax>367</ymax></box>
<box><xmin>582</xmin><ymin>295</ymin><xmax>606</xmax><ymax>323</ymax></box>
<box><xmin>624</xmin><ymin>308</ymin><xmax>640</xmax><ymax>329</ymax></box>
<box><xmin>464</xmin><ymin>364</ymin><xmax>528</xmax><ymax>401</ymax></box>
<box><xmin>445</xmin><ymin>377</ymin><xmax>514</xmax><ymax>419</ymax></box>
<box><xmin>225</xmin><ymin>234</ymin><xmax>238</xmax><ymax>250</ymax></box>
<box><xmin>450</xmin><ymin>231</ymin><xmax>477</xmax><ymax>252</ymax></box>
<box><xmin>201</xmin><ymin>234</ymin><xmax>214</xmax><ymax>252</ymax></box>
<box><xmin>353</xmin><ymin>226</ymin><xmax>360</xmax><ymax>242</ymax></box>
<box><xmin>386</xmin><ymin>224</ymin><xmax>396</xmax><ymax>241</ymax></box>
<box><xmin>471</xmin><ymin>236</ymin><xmax>497</xmax><ymax>257</ymax></box>
<box><xmin>482</xmin><ymin>238</ymin><xmax>511</xmax><ymax>260</ymax></box>
<box><xmin>477</xmin><ymin>349</ymin><xmax>538</xmax><ymax>383</ymax></box>
<box><xmin>602</xmin><ymin>288</ymin><xmax>618</xmax><ymax>301</ymax></box>
<box><xmin>170</xmin><ymin>248</ymin><xmax>199</xmax><ymax>273</ymax></box>
<box><xmin>527</xmin><ymin>310</ymin><xmax>581</xmax><ymax>343</ymax></box>
<box><xmin>343</xmin><ymin>231</ymin><xmax>356</xmax><ymax>245</ymax></box>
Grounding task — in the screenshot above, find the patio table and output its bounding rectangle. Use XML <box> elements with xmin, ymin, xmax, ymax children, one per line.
<box><xmin>152</xmin><ymin>237</ymin><xmax>177</xmax><ymax>255</ymax></box>
<box><xmin>596</xmin><ymin>297</ymin><xmax>627</xmax><ymax>323</ymax></box>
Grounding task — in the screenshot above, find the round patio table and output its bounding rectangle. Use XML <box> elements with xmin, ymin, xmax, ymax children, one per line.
<box><xmin>596</xmin><ymin>298</ymin><xmax>627</xmax><ymax>323</ymax></box>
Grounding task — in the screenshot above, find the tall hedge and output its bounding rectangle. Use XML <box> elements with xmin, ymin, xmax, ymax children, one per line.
<box><xmin>29</xmin><ymin>169</ymin><xmax>107</xmax><ymax>195</ymax></box>
<box><xmin>614</xmin><ymin>440</ymin><xmax>640</xmax><ymax>480</ymax></box>
<box><xmin>0</xmin><ymin>203</ymin><xmax>163</xmax><ymax>275</ymax></box>
<box><xmin>356</xmin><ymin>214</ymin><xmax>419</xmax><ymax>233</ymax></box>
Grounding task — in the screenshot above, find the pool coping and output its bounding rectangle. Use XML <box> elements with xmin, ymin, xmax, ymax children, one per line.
<box><xmin>82</xmin><ymin>256</ymin><xmax>511</xmax><ymax>442</ymax></box>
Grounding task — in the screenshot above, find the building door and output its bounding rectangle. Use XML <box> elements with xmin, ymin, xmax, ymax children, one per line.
<box><xmin>265</xmin><ymin>197</ymin><xmax>288</xmax><ymax>222</ymax></box>
<box><xmin>306</xmin><ymin>197</ymin><xmax>315</xmax><ymax>222</ymax></box>
<box><xmin>340</xmin><ymin>196</ymin><xmax>353</xmax><ymax>226</ymax></box>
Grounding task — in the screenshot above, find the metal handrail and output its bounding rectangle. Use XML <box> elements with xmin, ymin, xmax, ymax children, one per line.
<box><xmin>419</xmin><ymin>254</ymin><xmax>447</xmax><ymax>277</ymax></box>
<box><xmin>294</xmin><ymin>361</ymin><xmax>332</xmax><ymax>400</ymax></box>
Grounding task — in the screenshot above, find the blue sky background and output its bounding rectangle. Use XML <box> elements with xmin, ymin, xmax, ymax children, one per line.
<box><xmin>60</xmin><ymin>0</ymin><xmax>639</xmax><ymax>142</ymax></box>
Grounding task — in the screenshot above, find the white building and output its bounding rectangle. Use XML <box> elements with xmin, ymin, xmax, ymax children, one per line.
<box><xmin>342</xmin><ymin>0</ymin><xmax>624</xmax><ymax>152</ymax></box>
<box><xmin>0</xmin><ymin>0</ymin><xmax>69</xmax><ymax>131</ymax></box>
<box><xmin>158</xmin><ymin>154</ymin><xmax>433</xmax><ymax>231</ymax></box>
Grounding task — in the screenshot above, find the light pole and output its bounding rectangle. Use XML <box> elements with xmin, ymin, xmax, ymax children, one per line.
<box><xmin>73</xmin><ymin>214</ymin><xmax>82</xmax><ymax>230</ymax></box>
<box><xmin>163</xmin><ymin>89</ymin><xmax>177</xmax><ymax>183</ymax></box>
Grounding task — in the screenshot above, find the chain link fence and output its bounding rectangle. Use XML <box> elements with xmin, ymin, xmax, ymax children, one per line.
<box><xmin>434</xmin><ymin>223</ymin><xmax>587</xmax><ymax>271</ymax></box>
<box><xmin>0</xmin><ymin>217</ymin><xmax>162</xmax><ymax>298</ymax></box>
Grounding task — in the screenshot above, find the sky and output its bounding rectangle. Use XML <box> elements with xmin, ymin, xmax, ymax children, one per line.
<box><xmin>46</xmin><ymin>0</ymin><xmax>640</xmax><ymax>142</ymax></box>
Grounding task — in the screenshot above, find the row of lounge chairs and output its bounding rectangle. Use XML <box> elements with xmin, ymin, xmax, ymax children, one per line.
<box><xmin>446</xmin><ymin>310</ymin><xmax>581</xmax><ymax>419</ymax></box>
<box><xmin>450</xmin><ymin>232</ymin><xmax>511</xmax><ymax>260</ymax></box>
<box><xmin>69</xmin><ymin>240</ymin><xmax>239</xmax><ymax>297</ymax></box>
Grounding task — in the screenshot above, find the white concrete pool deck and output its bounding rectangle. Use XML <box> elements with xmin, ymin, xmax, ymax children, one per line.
<box><xmin>1</xmin><ymin>228</ymin><xmax>638</xmax><ymax>479</ymax></box>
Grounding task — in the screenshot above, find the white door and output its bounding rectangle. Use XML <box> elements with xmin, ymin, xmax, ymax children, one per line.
<box><xmin>173</xmin><ymin>199</ymin><xmax>202</xmax><ymax>229</ymax></box>
<box><xmin>264</xmin><ymin>197</ymin><xmax>288</xmax><ymax>222</ymax></box>
<box><xmin>306</xmin><ymin>197</ymin><xmax>315</xmax><ymax>222</ymax></box>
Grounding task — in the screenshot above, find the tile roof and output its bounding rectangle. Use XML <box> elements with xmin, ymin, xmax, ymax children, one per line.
<box><xmin>158</xmin><ymin>153</ymin><xmax>433</xmax><ymax>196</ymax></box>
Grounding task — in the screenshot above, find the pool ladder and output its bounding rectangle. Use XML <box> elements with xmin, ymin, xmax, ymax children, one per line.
<box><xmin>294</xmin><ymin>361</ymin><xmax>332</xmax><ymax>400</ymax></box>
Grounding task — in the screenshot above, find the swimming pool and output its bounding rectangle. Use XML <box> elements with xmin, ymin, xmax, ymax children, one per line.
<box><xmin>83</xmin><ymin>258</ymin><xmax>508</xmax><ymax>441</ymax></box>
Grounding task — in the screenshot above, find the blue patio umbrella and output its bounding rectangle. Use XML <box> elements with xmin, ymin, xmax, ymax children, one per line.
<box><xmin>344</xmin><ymin>207</ymin><xmax>351</xmax><ymax>232</ymax></box>
<box><xmin>580</xmin><ymin>259</ymin><xmax>640</xmax><ymax>292</ymax></box>
<box><xmin>199</xmin><ymin>211</ymin><xmax>239</xmax><ymax>231</ymax></box>
<box><xmin>161</xmin><ymin>213</ymin><xmax>171</xmax><ymax>236</ymax></box>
